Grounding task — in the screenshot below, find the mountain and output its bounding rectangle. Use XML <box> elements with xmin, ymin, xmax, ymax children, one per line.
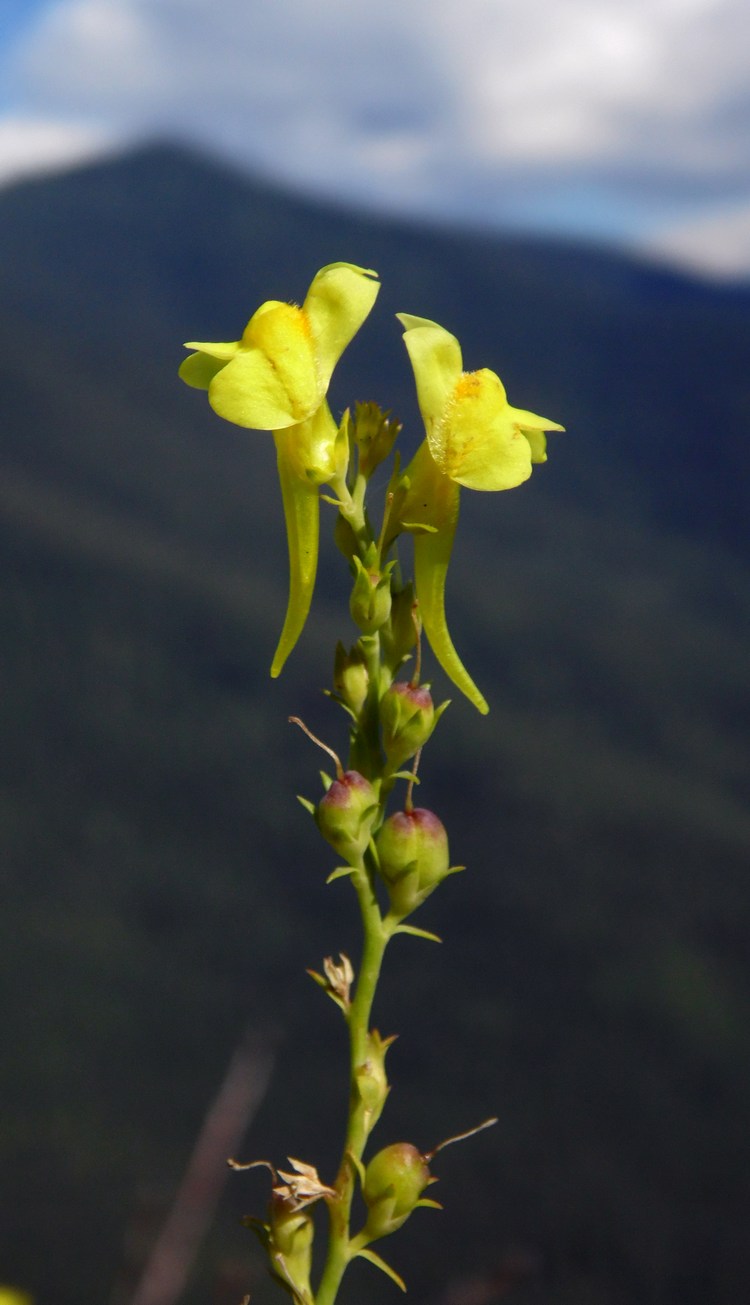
<box><xmin>1</xmin><ymin>143</ymin><xmax>749</xmax><ymax>1305</ymax></box>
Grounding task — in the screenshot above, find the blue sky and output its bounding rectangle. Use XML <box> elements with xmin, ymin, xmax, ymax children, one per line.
<box><xmin>1</xmin><ymin>0</ymin><xmax>749</xmax><ymax>278</ymax></box>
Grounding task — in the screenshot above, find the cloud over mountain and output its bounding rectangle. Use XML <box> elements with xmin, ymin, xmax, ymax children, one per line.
<box><xmin>2</xmin><ymin>0</ymin><xmax>749</xmax><ymax>271</ymax></box>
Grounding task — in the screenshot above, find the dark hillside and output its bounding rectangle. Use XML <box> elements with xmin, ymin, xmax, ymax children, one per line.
<box><xmin>1</xmin><ymin>145</ymin><xmax>749</xmax><ymax>1305</ymax></box>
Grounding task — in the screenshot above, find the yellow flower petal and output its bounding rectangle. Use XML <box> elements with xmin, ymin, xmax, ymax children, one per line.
<box><xmin>520</xmin><ymin>426</ymin><xmax>548</xmax><ymax>463</ymax></box>
<box><xmin>510</xmin><ymin>405</ymin><xmax>565</xmax><ymax>433</ymax></box>
<box><xmin>303</xmin><ymin>262</ymin><xmax>380</xmax><ymax>389</ymax></box>
<box><xmin>182</xmin><ymin>339</ymin><xmax>241</xmax><ymax>361</ymax></box>
<box><xmin>397</xmin><ymin>315</ymin><xmax>462</xmax><ymax>438</ymax></box>
<box><xmin>242</xmin><ymin>300</ymin><xmax>320</xmax><ymax>421</ymax></box>
<box><xmin>207</xmin><ymin>345</ymin><xmax>311</xmax><ymax>430</ymax></box>
<box><xmin>436</xmin><ymin>369</ymin><xmax>533</xmax><ymax>492</ymax></box>
<box><xmin>178</xmin><ymin>350</ymin><xmax>228</xmax><ymax>391</ymax></box>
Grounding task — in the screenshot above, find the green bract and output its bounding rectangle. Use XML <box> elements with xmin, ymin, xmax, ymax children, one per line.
<box><xmin>397</xmin><ymin>314</ymin><xmax>563</xmax><ymax>713</ymax></box>
<box><xmin>179</xmin><ymin>263</ymin><xmax>380</xmax><ymax>676</ymax></box>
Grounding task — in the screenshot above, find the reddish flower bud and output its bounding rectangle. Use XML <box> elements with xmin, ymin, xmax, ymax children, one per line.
<box><xmin>316</xmin><ymin>770</ymin><xmax>378</xmax><ymax>864</ymax></box>
<box><xmin>375</xmin><ymin>807</ymin><xmax>455</xmax><ymax>916</ymax></box>
<box><xmin>380</xmin><ymin>680</ymin><xmax>437</xmax><ymax>768</ymax></box>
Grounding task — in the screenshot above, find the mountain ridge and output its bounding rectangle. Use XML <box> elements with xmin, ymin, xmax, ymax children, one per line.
<box><xmin>2</xmin><ymin>141</ymin><xmax>750</xmax><ymax>1305</ymax></box>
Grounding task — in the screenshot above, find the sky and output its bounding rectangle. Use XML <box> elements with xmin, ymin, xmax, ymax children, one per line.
<box><xmin>1</xmin><ymin>0</ymin><xmax>749</xmax><ymax>278</ymax></box>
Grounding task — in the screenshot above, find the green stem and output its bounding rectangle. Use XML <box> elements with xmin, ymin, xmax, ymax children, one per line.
<box><xmin>315</xmin><ymin>453</ymin><xmax>393</xmax><ymax>1305</ymax></box>
<box><xmin>315</xmin><ymin>858</ymin><xmax>389</xmax><ymax>1305</ymax></box>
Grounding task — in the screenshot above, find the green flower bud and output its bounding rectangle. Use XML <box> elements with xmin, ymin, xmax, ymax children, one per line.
<box><xmin>380</xmin><ymin>681</ymin><xmax>437</xmax><ymax>768</ymax></box>
<box><xmin>270</xmin><ymin>1195</ymin><xmax>314</xmax><ymax>1264</ymax></box>
<box><xmin>376</xmin><ymin>807</ymin><xmax>455</xmax><ymax>917</ymax></box>
<box><xmin>244</xmin><ymin>1195</ymin><xmax>315</xmax><ymax>1304</ymax></box>
<box><xmin>362</xmin><ymin>1142</ymin><xmax>433</xmax><ymax>1239</ymax></box>
<box><xmin>350</xmin><ymin>554</ymin><xmax>392</xmax><ymax>634</ymax></box>
<box><xmin>381</xmin><ymin>581</ymin><xmax>417</xmax><ymax>669</ymax></box>
<box><xmin>334</xmin><ymin>511</ymin><xmax>358</xmax><ymax>563</ymax></box>
<box><xmin>333</xmin><ymin>641</ymin><xmax>369</xmax><ymax>716</ymax></box>
<box><xmin>238</xmin><ymin>1154</ymin><xmax>335</xmax><ymax>1305</ymax></box>
<box><xmin>316</xmin><ymin>770</ymin><xmax>378</xmax><ymax>864</ymax></box>
<box><xmin>355</xmin><ymin>1029</ymin><xmax>396</xmax><ymax>1132</ymax></box>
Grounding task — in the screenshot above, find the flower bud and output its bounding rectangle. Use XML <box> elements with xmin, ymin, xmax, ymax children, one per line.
<box><xmin>376</xmin><ymin>807</ymin><xmax>453</xmax><ymax>917</ymax></box>
<box><xmin>268</xmin><ymin>1198</ymin><xmax>315</xmax><ymax>1300</ymax></box>
<box><xmin>333</xmin><ymin>641</ymin><xmax>369</xmax><ymax>716</ymax></box>
<box><xmin>353</xmin><ymin>401</ymin><xmax>401</xmax><ymax>477</ymax></box>
<box><xmin>349</xmin><ymin>555</ymin><xmax>392</xmax><ymax>634</ymax></box>
<box><xmin>355</xmin><ymin>1029</ymin><xmax>395</xmax><ymax>1131</ymax></box>
<box><xmin>334</xmin><ymin>511</ymin><xmax>358</xmax><ymax>563</ymax></box>
<box><xmin>380</xmin><ymin>681</ymin><xmax>436</xmax><ymax>768</ymax></box>
<box><xmin>362</xmin><ymin>1142</ymin><xmax>432</xmax><ymax>1239</ymax></box>
<box><xmin>381</xmin><ymin>581</ymin><xmax>417</xmax><ymax>668</ymax></box>
<box><xmin>316</xmin><ymin>770</ymin><xmax>378</xmax><ymax>864</ymax></box>
<box><xmin>270</xmin><ymin>1195</ymin><xmax>314</xmax><ymax>1260</ymax></box>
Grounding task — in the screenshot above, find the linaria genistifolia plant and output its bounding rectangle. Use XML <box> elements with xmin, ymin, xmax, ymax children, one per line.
<box><xmin>179</xmin><ymin>263</ymin><xmax>564</xmax><ymax>1304</ymax></box>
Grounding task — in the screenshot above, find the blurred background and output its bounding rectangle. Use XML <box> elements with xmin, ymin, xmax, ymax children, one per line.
<box><xmin>1</xmin><ymin>3</ymin><xmax>749</xmax><ymax>1304</ymax></box>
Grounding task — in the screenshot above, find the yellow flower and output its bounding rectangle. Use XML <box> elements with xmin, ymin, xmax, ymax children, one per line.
<box><xmin>397</xmin><ymin>314</ymin><xmax>563</xmax><ymax>713</ymax></box>
<box><xmin>180</xmin><ymin>263</ymin><xmax>380</xmax><ymax>675</ymax></box>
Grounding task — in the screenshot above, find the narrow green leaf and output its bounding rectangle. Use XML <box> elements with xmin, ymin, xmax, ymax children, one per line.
<box><xmin>326</xmin><ymin>865</ymin><xmax>357</xmax><ymax>884</ymax></box>
<box><xmin>354</xmin><ymin>1247</ymin><xmax>407</xmax><ymax>1292</ymax></box>
<box><xmin>393</xmin><ymin>923</ymin><xmax>443</xmax><ymax>943</ymax></box>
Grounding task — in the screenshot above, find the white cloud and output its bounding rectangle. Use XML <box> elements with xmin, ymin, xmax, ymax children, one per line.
<box><xmin>2</xmin><ymin>0</ymin><xmax>749</xmax><ymax>273</ymax></box>
<box><xmin>643</xmin><ymin>200</ymin><xmax>750</xmax><ymax>278</ymax></box>
<box><xmin>0</xmin><ymin>114</ymin><xmax>121</xmax><ymax>186</ymax></box>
